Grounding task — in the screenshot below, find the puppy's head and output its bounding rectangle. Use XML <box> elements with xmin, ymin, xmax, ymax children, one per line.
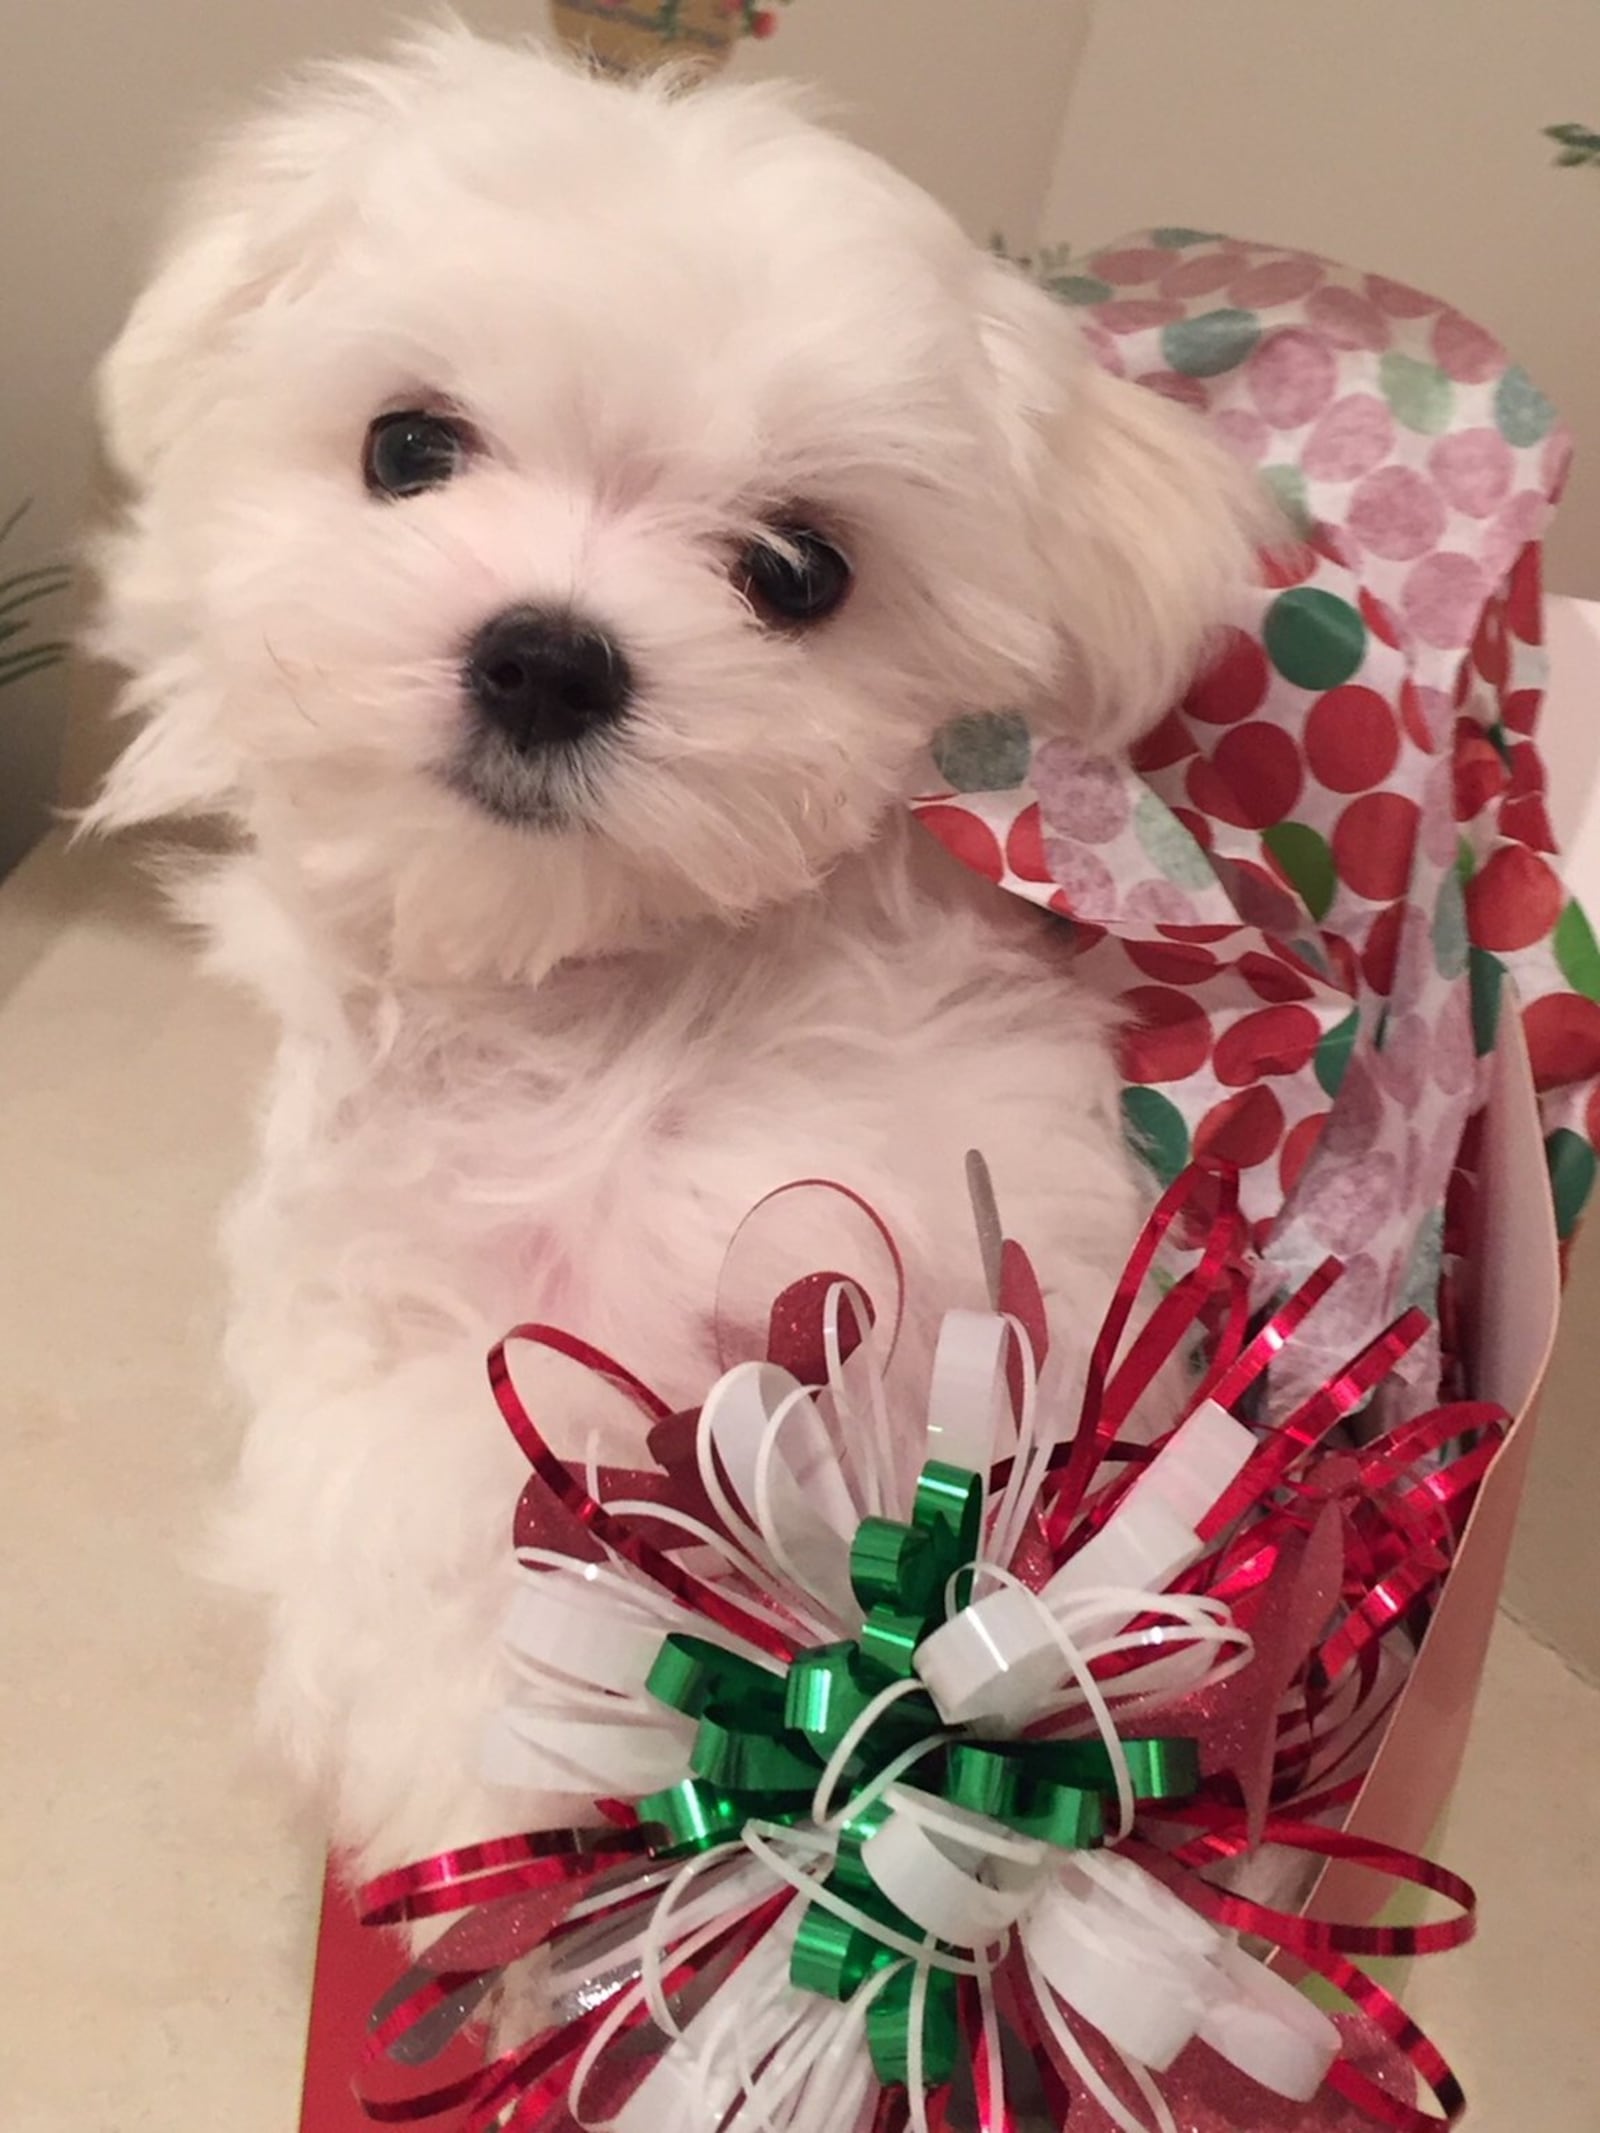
<box><xmin>92</xmin><ymin>27</ymin><xmax>1265</xmax><ymax>981</ymax></box>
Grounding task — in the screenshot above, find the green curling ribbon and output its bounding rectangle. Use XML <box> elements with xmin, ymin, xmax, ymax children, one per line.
<box><xmin>638</xmin><ymin>1466</ymin><xmax>1202</xmax><ymax>2087</ymax></box>
<box><xmin>865</xmin><ymin>1964</ymin><xmax>960</xmax><ymax>2088</ymax></box>
<box><xmin>850</xmin><ymin>1460</ymin><xmax>984</xmax><ymax>1678</ymax></box>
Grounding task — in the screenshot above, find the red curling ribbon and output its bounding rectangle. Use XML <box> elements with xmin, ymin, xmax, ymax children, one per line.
<box><xmin>489</xmin><ymin>1324</ymin><xmax>803</xmax><ymax>1662</ymax></box>
<box><xmin>361</xmin><ymin>1826</ymin><xmax>655</xmax><ymax>1926</ymax></box>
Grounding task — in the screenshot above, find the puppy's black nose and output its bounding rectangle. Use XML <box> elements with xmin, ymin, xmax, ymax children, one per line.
<box><xmin>464</xmin><ymin>608</ymin><xmax>633</xmax><ymax>752</ymax></box>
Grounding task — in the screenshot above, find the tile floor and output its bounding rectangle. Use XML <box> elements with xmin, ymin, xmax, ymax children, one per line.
<box><xmin>3</xmin><ymin>832</ymin><xmax>1597</xmax><ymax>2131</ymax></box>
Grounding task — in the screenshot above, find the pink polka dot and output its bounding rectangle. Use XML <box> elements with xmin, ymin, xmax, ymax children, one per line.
<box><xmin>1140</xmin><ymin>370</ymin><xmax>1211</xmax><ymax>414</ymax></box>
<box><xmin>1542</xmin><ymin>430</ymin><xmax>1573</xmax><ymax>500</ymax></box>
<box><xmin>1091</xmin><ymin>246</ymin><xmax>1169</xmax><ymax>287</ymax></box>
<box><xmin>1348</xmin><ymin>466</ymin><xmax>1447</xmax><ymax>560</ymax></box>
<box><xmin>1305</xmin><ymin>284</ymin><xmax>1392</xmax><ymax>352</ymax></box>
<box><xmin>1124</xmin><ymin>880</ymin><xmax>1203</xmax><ymax>926</ymax></box>
<box><xmin>1246</xmin><ymin>328</ymin><xmax>1338</xmax><ymax>429</ymax></box>
<box><xmin>1032</xmin><ymin>745</ymin><xmax>1134</xmax><ymax>843</ymax></box>
<box><xmin>1213</xmin><ymin>855</ymin><xmax>1304</xmax><ymax>935</ymax></box>
<box><xmin>1402</xmin><ymin>552</ymin><xmax>1488</xmax><ymax>650</ymax></box>
<box><xmin>1079</xmin><ymin>322</ymin><xmax>1126</xmax><ymax>378</ymax></box>
<box><xmin>1430</xmin><ymin>310</ymin><xmax>1503</xmax><ymax>384</ymax></box>
<box><xmin>1300</xmin><ymin>1151</ymin><xmax>1400</xmax><ymax>1254</ymax></box>
<box><xmin>1159</xmin><ymin>249</ymin><xmax>1249</xmax><ymax>299</ymax></box>
<box><xmin>1483</xmin><ymin>491</ymin><xmax>1550</xmax><ymax>581</ymax></box>
<box><xmin>1040</xmin><ymin>838</ymin><xmax>1119</xmax><ymax>918</ymax></box>
<box><xmin>1212</xmin><ymin>408</ymin><xmax>1273</xmax><ymax>464</ymax></box>
<box><xmin>1428</xmin><ymin>429</ymin><xmax>1514</xmax><ymax>519</ymax></box>
<box><xmin>1098</xmin><ymin>298</ymin><xmax>1183</xmax><ymax>334</ymax></box>
<box><xmin>1375</xmin><ymin>1011</ymin><xmax>1430</xmax><ymax>1110</ymax></box>
<box><xmin>1228</xmin><ymin>256</ymin><xmax>1325</xmax><ymax>309</ymax></box>
<box><xmin>1364</xmin><ymin>272</ymin><xmax>1439</xmax><ymax>319</ymax></box>
<box><xmin>1323</xmin><ymin>1056</ymin><xmax>1384</xmax><ymax>1161</ymax></box>
<box><xmin>1304</xmin><ymin>394</ymin><xmax>1394</xmax><ymax>483</ymax></box>
<box><xmin>1431</xmin><ymin>993</ymin><xmax>1477</xmax><ymax>1096</ymax></box>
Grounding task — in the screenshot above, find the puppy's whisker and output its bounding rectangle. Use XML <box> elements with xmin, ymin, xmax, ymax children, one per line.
<box><xmin>263</xmin><ymin>638</ymin><xmax>320</xmax><ymax>728</ymax></box>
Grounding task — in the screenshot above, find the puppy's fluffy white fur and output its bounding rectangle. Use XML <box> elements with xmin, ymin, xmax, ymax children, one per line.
<box><xmin>90</xmin><ymin>28</ymin><xmax>1265</xmax><ymax>1879</ymax></box>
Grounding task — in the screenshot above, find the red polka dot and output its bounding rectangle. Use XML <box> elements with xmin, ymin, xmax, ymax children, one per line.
<box><xmin>1258</xmin><ymin>540</ymin><xmax>1319</xmax><ymax>589</ymax></box>
<box><xmin>1403</xmin><ymin>553</ymin><xmax>1488</xmax><ymax>651</ymax></box>
<box><xmin>1159</xmin><ymin>249</ymin><xmax>1249</xmax><ymax>299</ymax></box>
<box><xmin>1305</xmin><ymin>285</ymin><xmax>1391</xmax><ymax>352</ymax></box>
<box><xmin>1430</xmin><ymin>310</ymin><xmax>1503</xmax><ymax>384</ymax></box>
<box><xmin>1079</xmin><ymin>323</ymin><xmax>1126</xmax><ymax>378</ymax></box>
<box><xmin>1125</xmin><ymin>938</ymin><xmax>1222</xmax><ymax>985</ymax></box>
<box><xmin>1465</xmin><ymin>845</ymin><xmax>1563</xmax><ymax>951</ymax></box>
<box><xmin>1400</xmin><ymin>680</ymin><xmax>1438</xmax><ymax>751</ymax></box>
<box><xmin>1484</xmin><ymin>495</ymin><xmax>1547</xmax><ymax>582</ymax></box>
<box><xmin>1005</xmin><ymin>802</ymin><xmax>1051</xmax><ymax>883</ymax></box>
<box><xmin>1524</xmin><ymin>993</ymin><xmax>1600</xmax><ymax>1093</ymax></box>
<box><xmin>1585</xmin><ymin>1079</ymin><xmax>1600</xmax><ymax>1151</ymax></box>
<box><xmin>1452</xmin><ymin>658</ymin><xmax>1475</xmax><ymax>710</ymax></box>
<box><xmin>1472</xmin><ymin>601</ymin><xmax>1509</xmax><ymax>691</ymax></box>
<box><xmin>1501</xmin><ymin>793</ymin><xmax>1557</xmax><ymax>852</ymax></box>
<box><xmin>1228</xmin><ymin>256</ymin><xmax>1324</xmax><ymax>309</ymax></box>
<box><xmin>1324</xmin><ymin>935</ymin><xmax>1360</xmax><ymax>994</ymax></box>
<box><xmin>1092</xmin><ymin>246</ymin><xmax>1170</xmax><ymax>286</ymax></box>
<box><xmin>916</xmin><ymin>804</ymin><xmax>1004</xmax><ymax>881</ymax></box>
<box><xmin>1219</xmin><ymin>855</ymin><xmax>1305</xmax><ymax>934</ymax></box>
<box><xmin>1246</xmin><ymin>328</ymin><xmax>1338</xmax><ymax>429</ymax></box>
<box><xmin>1362</xmin><ymin>901</ymin><xmax>1405</xmax><ymax>994</ymax></box>
<box><xmin>1428</xmin><ymin>429</ymin><xmax>1514</xmax><ymax>519</ymax></box>
<box><xmin>1214</xmin><ymin>409</ymin><xmax>1272</xmax><ymax>465</ymax></box>
<box><xmin>1194</xmin><ymin>1085</ymin><xmax>1286</xmax><ymax>1169</ymax></box>
<box><xmin>1141</xmin><ymin>370</ymin><xmax>1211</xmax><ymax>414</ymax></box>
<box><xmin>1119</xmin><ymin>986</ymin><xmax>1215</xmax><ymax>1083</ymax></box>
<box><xmin>1098</xmin><ymin>298</ymin><xmax>1184</xmax><ymax>334</ymax></box>
<box><xmin>1364</xmin><ymin>272</ymin><xmax>1439</xmax><ymax>319</ymax></box>
<box><xmin>1280</xmin><ymin>1111</ymin><xmax>1329</xmax><ymax>1195</ymax></box>
<box><xmin>1332</xmin><ymin>793</ymin><xmax>1420</xmax><ymax>901</ymax></box>
<box><xmin>1348</xmin><ymin>466</ymin><xmax>1447</xmax><ymax>561</ymax></box>
<box><xmin>1306</xmin><ymin>685</ymin><xmax>1401</xmax><ymax>792</ymax></box>
<box><xmin>1131</xmin><ymin>708</ymin><xmax>1200</xmax><ymax>772</ymax></box>
<box><xmin>1505</xmin><ymin>545</ymin><xmax>1544</xmax><ymax>646</ymax></box>
<box><xmin>1239</xmin><ymin>948</ymin><xmax>1316</xmax><ymax>1002</ymax></box>
<box><xmin>1500</xmin><ymin>688</ymin><xmax>1542</xmax><ymax>737</ymax></box>
<box><xmin>1185</xmin><ymin>629</ymin><xmax>1271</xmax><ymax>725</ymax></box>
<box><xmin>1214</xmin><ymin>1003</ymin><xmax>1323</xmax><ymax>1086</ymax></box>
<box><xmin>1358</xmin><ymin>588</ymin><xmax>1405</xmax><ymax>650</ymax></box>
<box><xmin>1168</xmin><ymin>806</ymin><xmax>1215</xmax><ymax>852</ymax></box>
<box><xmin>1304</xmin><ymin>394</ymin><xmax>1394</xmax><ymax>482</ymax></box>
<box><xmin>1187</xmin><ymin>722</ymin><xmax>1303</xmax><ymax>829</ymax></box>
<box><xmin>1452</xmin><ymin>727</ymin><xmax>1508</xmax><ymax>821</ymax></box>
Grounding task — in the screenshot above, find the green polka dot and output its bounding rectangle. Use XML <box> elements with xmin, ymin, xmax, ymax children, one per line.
<box><xmin>1263</xmin><ymin>587</ymin><xmax>1368</xmax><ymax>690</ymax></box>
<box><xmin>1379</xmin><ymin>353</ymin><xmax>1455</xmax><ymax>435</ymax></box>
<box><xmin>1495</xmin><ymin>365</ymin><xmax>1557</xmax><ymax>447</ymax></box>
<box><xmin>1554</xmin><ymin>899</ymin><xmax>1600</xmax><ymax>1001</ymax></box>
<box><xmin>1122</xmin><ymin>1086</ymin><xmax>1190</xmax><ymax>1187</ymax></box>
<box><xmin>1134</xmin><ymin>789</ymin><xmax>1216</xmax><ymax>888</ymax></box>
<box><xmin>1469</xmin><ymin>946</ymin><xmax>1505</xmax><ymax>1056</ymax></box>
<box><xmin>932</xmin><ymin>711</ymin><xmax>1032</xmax><ymax>792</ymax></box>
<box><xmin>1547</xmin><ymin>1128</ymin><xmax>1597</xmax><ymax>1240</ymax></box>
<box><xmin>1455</xmin><ymin>836</ymin><xmax>1477</xmax><ymax>885</ymax></box>
<box><xmin>1151</xmin><ymin>227</ymin><xmax>1221</xmax><ymax>248</ymax></box>
<box><xmin>1261</xmin><ymin>464</ymin><xmax>1314</xmax><ymax>535</ymax></box>
<box><xmin>1399</xmin><ymin>1208</ymin><xmax>1445</xmax><ymax>1318</ymax></box>
<box><xmin>1048</xmin><ymin>274</ymin><xmax>1113</xmax><ymax>306</ymax></box>
<box><xmin>1161</xmin><ymin>307</ymin><xmax>1261</xmax><ymax>379</ymax></box>
<box><xmin>1263</xmin><ymin>820</ymin><xmax>1337</xmax><ymax>922</ymax></box>
<box><xmin>1432</xmin><ymin>869</ymin><xmax>1470</xmax><ymax>980</ymax></box>
<box><xmin>1315</xmin><ymin>1008</ymin><xmax>1360</xmax><ymax>1098</ymax></box>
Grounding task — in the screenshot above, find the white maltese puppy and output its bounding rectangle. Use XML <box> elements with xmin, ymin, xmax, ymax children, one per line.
<box><xmin>90</xmin><ymin>29</ymin><xmax>1263</xmax><ymax>1886</ymax></box>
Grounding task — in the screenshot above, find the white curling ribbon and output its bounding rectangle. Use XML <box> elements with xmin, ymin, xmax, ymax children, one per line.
<box><xmin>700</xmin><ymin>1361</ymin><xmax>861</xmax><ymax>1620</ymax></box>
<box><xmin>1022</xmin><ymin>1852</ymin><xmax>1341</xmax><ymax>2105</ymax></box>
<box><xmin>858</xmin><ymin>1786</ymin><xmax>1046</xmax><ymax>1946</ymax></box>
<box><xmin>915</xmin><ymin>1399</ymin><xmax>1256</xmax><ymax>1727</ymax></box>
<box><xmin>503</xmin><ymin>1568</ymin><xmax>683</xmax><ymax>1699</ymax></box>
<box><xmin>924</xmin><ymin>1310</ymin><xmax>1013</xmax><ymax>1474</ymax></box>
<box><xmin>480</xmin><ymin>1701</ymin><xmax>696</xmax><ymax>1795</ymax></box>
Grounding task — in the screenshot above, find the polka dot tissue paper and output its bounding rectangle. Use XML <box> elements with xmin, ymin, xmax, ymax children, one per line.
<box><xmin>915</xmin><ymin>231</ymin><xmax>1595</xmax><ymax>1410</ymax></box>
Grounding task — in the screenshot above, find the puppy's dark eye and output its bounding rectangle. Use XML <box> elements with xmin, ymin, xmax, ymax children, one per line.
<box><xmin>736</xmin><ymin>526</ymin><xmax>852</xmax><ymax>627</ymax></box>
<box><xmin>363</xmin><ymin>410</ymin><xmax>477</xmax><ymax>499</ymax></box>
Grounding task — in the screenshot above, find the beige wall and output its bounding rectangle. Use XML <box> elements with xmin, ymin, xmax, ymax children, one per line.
<box><xmin>1039</xmin><ymin>0</ymin><xmax>1600</xmax><ymax>600</ymax></box>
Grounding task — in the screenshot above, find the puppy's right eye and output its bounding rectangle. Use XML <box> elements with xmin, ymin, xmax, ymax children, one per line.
<box><xmin>363</xmin><ymin>410</ymin><xmax>476</xmax><ymax>499</ymax></box>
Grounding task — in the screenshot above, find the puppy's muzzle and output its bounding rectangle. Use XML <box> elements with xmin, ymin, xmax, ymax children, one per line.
<box><xmin>464</xmin><ymin>607</ymin><xmax>633</xmax><ymax>754</ymax></box>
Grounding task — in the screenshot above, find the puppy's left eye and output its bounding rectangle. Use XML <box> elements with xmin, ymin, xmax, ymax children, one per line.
<box><xmin>736</xmin><ymin>526</ymin><xmax>853</xmax><ymax>627</ymax></box>
<box><xmin>363</xmin><ymin>410</ymin><xmax>478</xmax><ymax>499</ymax></box>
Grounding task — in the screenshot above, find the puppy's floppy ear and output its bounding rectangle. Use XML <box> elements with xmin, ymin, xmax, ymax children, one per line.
<box><xmin>99</xmin><ymin>53</ymin><xmax>411</xmax><ymax>486</ymax></box>
<box><xmin>978</xmin><ymin>260</ymin><xmax>1274</xmax><ymax>752</ymax></box>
